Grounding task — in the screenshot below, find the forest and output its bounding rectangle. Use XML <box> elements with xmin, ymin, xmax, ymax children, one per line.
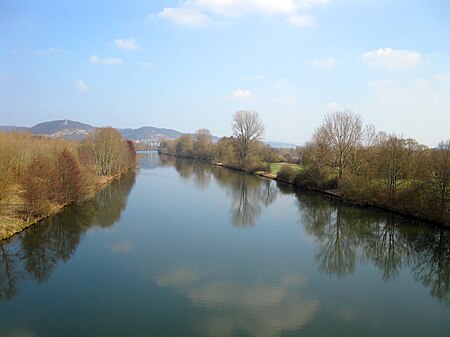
<box><xmin>159</xmin><ymin>110</ymin><xmax>450</xmax><ymax>226</ymax></box>
<box><xmin>0</xmin><ymin>127</ymin><xmax>136</xmax><ymax>239</ymax></box>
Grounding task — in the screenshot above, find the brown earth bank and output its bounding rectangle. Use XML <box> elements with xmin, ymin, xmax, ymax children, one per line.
<box><xmin>0</xmin><ymin>171</ymin><xmax>132</xmax><ymax>241</ymax></box>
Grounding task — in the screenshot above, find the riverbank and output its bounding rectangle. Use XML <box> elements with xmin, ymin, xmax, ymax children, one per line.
<box><xmin>0</xmin><ymin>128</ymin><xmax>137</xmax><ymax>241</ymax></box>
<box><xmin>210</xmin><ymin>160</ymin><xmax>448</xmax><ymax>227</ymax></box>
<box><xmin>213</xmin><ymin>161</ymin><xmax>342</xmax><ymax>196</ymax></box>
<box><xmin>0</xmin><ymin>172</ymin><xmax>128</xmax><ymax>241</ymax></box>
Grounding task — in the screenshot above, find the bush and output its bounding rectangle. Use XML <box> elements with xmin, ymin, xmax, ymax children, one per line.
<box><xmin>245</xmin><ymin>159</ymin><xmax>266</xmax><ymax>173</ymax></box>
<box><xmin>339</xmin><ymin>174</ymin><xmax>378</xmax><ymax>205</ymax></box>
<box><xmin>277</xmin><ymin>165</ymin><xmax>297</xmax><ymax>183</ymax></box>
<box><xmin>294</xmin><ymin>166</ymin><xmax>337</xmax><ymax>190</ymax></box>
<box><xmin>53</xmin><ymin>148</ymin><xmax>87</xmax><ymax>204</ymax></box>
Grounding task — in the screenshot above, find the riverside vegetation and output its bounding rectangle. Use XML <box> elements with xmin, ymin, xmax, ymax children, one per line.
<box><xmin>159</xmin><ymin>110</ymin><xmax>449</xmax><ymax>226</ymax></box>
<box><xmin>0</xmin><ymin>127</ymin><xmax>136</xmax><ymax>240</ymax></box>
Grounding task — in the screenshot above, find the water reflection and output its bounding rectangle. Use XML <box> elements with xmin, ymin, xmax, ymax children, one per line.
<box><xmin>164</xmin><ymin>156</ymin><xmax>278</xmax><ymax>227</ymax></box>
<box><xmin>1</xmin><ymin>152</ymin><xmax>449</xmax><ymax>318</ymax></box>
<box><xmin>155</xmin><ymin>268</ymin><xmax>319</xmax><ymax>337</ymax></box>
<box><xmin>0</xmin><ymin>171</ymin><xmax>136</xmax><ymax>300</ymax></box>
<box><xmin>294</xmin><ymin>189</ymin><xmax>450</xmax><ymax>307</ymax></box>
<box><xmin>137</xmin><ymin>151</ymin><xmax>161</xmax><ymax>169</ymax></box>
<box><xmin>163</xmin><ymin>156</ymin><xmax>449</xmax><ymax>307</ymax></box>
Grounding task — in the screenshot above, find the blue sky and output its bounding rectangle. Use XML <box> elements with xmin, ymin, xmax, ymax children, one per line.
<box><xmin>1</xmin><ymin>0</ymin><xmax>449</xmax><ymax>146</ymax></box>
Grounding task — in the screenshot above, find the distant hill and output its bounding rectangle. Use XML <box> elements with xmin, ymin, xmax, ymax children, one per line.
<box><xmin>1</xmin><ymin>119</ymin><xmax>294</xmax><ymax>146</ymax></box>
<box><xmin>264</xmin><ymin>141</ymin><xmax>298</xmax><ymax>149</ymax></box>
<box><xmin>0</xmin><ymin>120</ymin><xmax>94</xmax><ymax>140</ymax></box>
<box><xmin>0</xmin><ymin>120</ymin><xmax>186</xmax><ymax>142</ymax></box>
<box><xmin>0</xmin><ymin>126</ymin><xmax>30</xmax><ymax>133</ymax></box>
<box><xmin>119</xmin><ymin>126</ymin><xmax>182</xmax><ymax>141</ymax></box>
<box><xmin>31</xmin><ymin>120</ymin><xmax>95</xmax><ymax>140</ymax></box>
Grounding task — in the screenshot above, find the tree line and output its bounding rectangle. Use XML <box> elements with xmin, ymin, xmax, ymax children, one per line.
<box><xmin>159</xmin><ymin>110</ymin><xmax>449</xmax><ymax>225</ymax></box>
<box><xmin>0</xmin><ymin>127</ymin><xmax>136</xmax><ymax>224</ymax></box>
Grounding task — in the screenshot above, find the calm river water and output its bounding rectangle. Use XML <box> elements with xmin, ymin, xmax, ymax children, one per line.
<box><xmin>0</xmin><ymin>152</ymin><xmax>448</xmax><ymax>337</ymax></box>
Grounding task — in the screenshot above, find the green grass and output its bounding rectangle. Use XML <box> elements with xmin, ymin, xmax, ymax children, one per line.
<box><xmin>269</xmin><ymin>163</ymin><xmax>303</xmax><ymax>175</ymax></box>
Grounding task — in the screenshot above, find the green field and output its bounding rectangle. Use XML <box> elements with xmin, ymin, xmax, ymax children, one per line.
<box><xmin>269</xmin><ymin>163</ymin><xmax>303</xmax><ymax>175</ymax></box>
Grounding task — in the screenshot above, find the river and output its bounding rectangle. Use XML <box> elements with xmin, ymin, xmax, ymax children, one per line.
<box><xmin>0</xmin><ymin>152</ymin><xmax>448</xmax><ymax>337</ymax></box>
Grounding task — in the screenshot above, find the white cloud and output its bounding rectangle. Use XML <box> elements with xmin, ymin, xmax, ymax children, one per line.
<box><xmin>289</xmin><ymin>14</ymin><xmax>316</xmax><ymax>27</ymax></box>
<box><xmin>232</xmin><ymin>88</ymin><xmax>252</xmax><ymax>99</ymax></box>
<box><xmin>327</xmin><ymin>101</ymin><xmax>341</xmax><ymax>111</ymax></box>
<box><xmin>362</xmin><ymin>48</ymin><xmax>422</xmax><ymax>69</ymax></box>
<box><xmin>115</xmin><ymin>38</ymin><xmax>138</xmax><ymax>50</ymax></box>
<box><xmin>186</xmin><ymin>0</ymin><xmax>329</xmax><ymax>15</ymax></box>
<box><xmin>188</xmin><ymin>0</ymin><xmax>295</xmax><ymax>16</ymax></box>
<box><xmin>156</xmin><ymin>0</ymin><xmax>328</xmax><ymax>26</ymax></box>
<box><xmin>158</xmin><ymin>7</ymin><xmax>211</xmax><ymax>27</ymax></box>
<box><xmin>415</xmin><ymin>78</ymin><xmax>430</xmax><ymax>87</ymax></box>
<box><xmin>434</xmin><ymin>73</ymin><xmax>450</xmax><ymax>82</ymax></box>
<box><xmin>89</xmin><ymin>55</ymin><xmax>123</xmax><ymax>65</ymax></box>
<box><xmin>309</xmin><ymin>56</ymin><xmax>338</xmax><ymax>67</ymax></box>
<box><xmin>75</xmin><ymin>80</ymin><xmax>89</xmax><ymax>92</ymax></box>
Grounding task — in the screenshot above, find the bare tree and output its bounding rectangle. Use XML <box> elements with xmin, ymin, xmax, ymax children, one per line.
<box><xmin>376</xmin><ymin>133</ymin><xmax>412</xmax><ymax>203</ymax></box>
<box><xmin>87</xmin><ymin>127</ymin><xmax>132</xmax><ymax>176</ymax></box>
<box><xmin>21</xmin><ymin>155</ymin><xmax>53</xmax><ymax>220</ymax></box>
<box><xmin>54</xmin><ymin>148</ymin><xmax>86</xmax><ymax>204</ymax></box>
<box><xmin>261</xmin><ymin>144</ymin><xmax>278</xmax><ymax>172</ymax></box>
<box><xmin>194</xmin><ymin>128</ymin><xmax>213</xmax><ymax>159</ymax></box>
<box><xmin>175</xmin><ymin>134</ymin><xmax>194</xmax><ymax>158</ymax></box>
<box><xmin>214</xmin><ymin>137</ymin><xmax>235</xmax><ymax>164</ymax></box>
<box><xmin>430</xmin><ymin>140</ymin><xmax>450</xmax><ymax>218</ymax></box>
<box><xmin>232</xmin><ymin>110</ymin><xmax>264</xmax><ymax>167</ymax></box>
<box><xmin>313</xmin><ymin>110</ymin><xmax>363</xmax><ymax>178</ymax></box>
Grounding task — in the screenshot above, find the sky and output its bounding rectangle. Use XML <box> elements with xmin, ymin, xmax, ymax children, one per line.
<box><xmin>1</xmin><ymin>0</ymin><xmax>449</xmax><ymax>146</ymax></box>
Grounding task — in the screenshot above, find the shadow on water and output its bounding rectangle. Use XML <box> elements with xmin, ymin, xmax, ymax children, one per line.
<box><xmin>0</xmin><ymin>170</ymin><xmax>136</xmax><ymax>301</ymax></box>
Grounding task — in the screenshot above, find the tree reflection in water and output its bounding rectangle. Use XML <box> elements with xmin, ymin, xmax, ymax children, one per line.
<box><xmin>210</xmin><ymin>165</ymin><xmax>277</xmax><ymax>228</ymax></box>
<box><xmin>3</xmin><ymin>153</ymin><xmax>447</xmax><ymax>310</ymax></box>
<box><xmin>168</xmin><ymin>156</ymin><xmax>279</xmax><ymax>228</ymax></box>
<box><xmin>0</xmin><ymin>170</ymin><xmax>136</xmax><ymax>301</ymax></box>
<box><xmin>0</xmin><ymin>244</ymin><xmax>20</xmax><ymax>300</ymax></box>
<box><xmin>167</xmin><ymin>156</ymin><xmax>449</xmax><ymax>307</ymax></box>
<box><xmin>294</xmin><ymin>188</ymin><xmax>450</xmax><ymax>307</ymax></box>
<box><xmin>409</xmin><ymin>227</ymin><xmax>450</xmax><ymax>307</ymax></box>
<box><xmin>296</xmin><ymin>194</ymin><xmax>357</xmax><ymax>276</ymax></box>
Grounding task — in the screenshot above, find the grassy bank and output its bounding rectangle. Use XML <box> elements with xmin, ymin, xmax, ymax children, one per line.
<box><xmin>204</xmin><ymin>159</ymin><xmax>448</xmax><ymax>227</ymax></box>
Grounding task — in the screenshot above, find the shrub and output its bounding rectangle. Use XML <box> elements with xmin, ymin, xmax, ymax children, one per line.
<box><xmin>245</xmin><ymin>159</ymin><xmax>266</xmax><ymax>173</ymax></box>
<box><xmin>339</xmin><ymin>174</ymin><xmax>378</xmax><ymax>205</ymax></box>
<box><xmin>53</xmin><ymin>149</ymin><xmax>87</xmax><ymax>204</ymax></box>
<box><xmin>294</xmin><ymin>166</ymin><xmax>337</xmax><ymax>190</ymax></box>
<box><xmin>277</xmin><ymin>165</ymin><xmax>297</xmax><ymax>183</ymax></box>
